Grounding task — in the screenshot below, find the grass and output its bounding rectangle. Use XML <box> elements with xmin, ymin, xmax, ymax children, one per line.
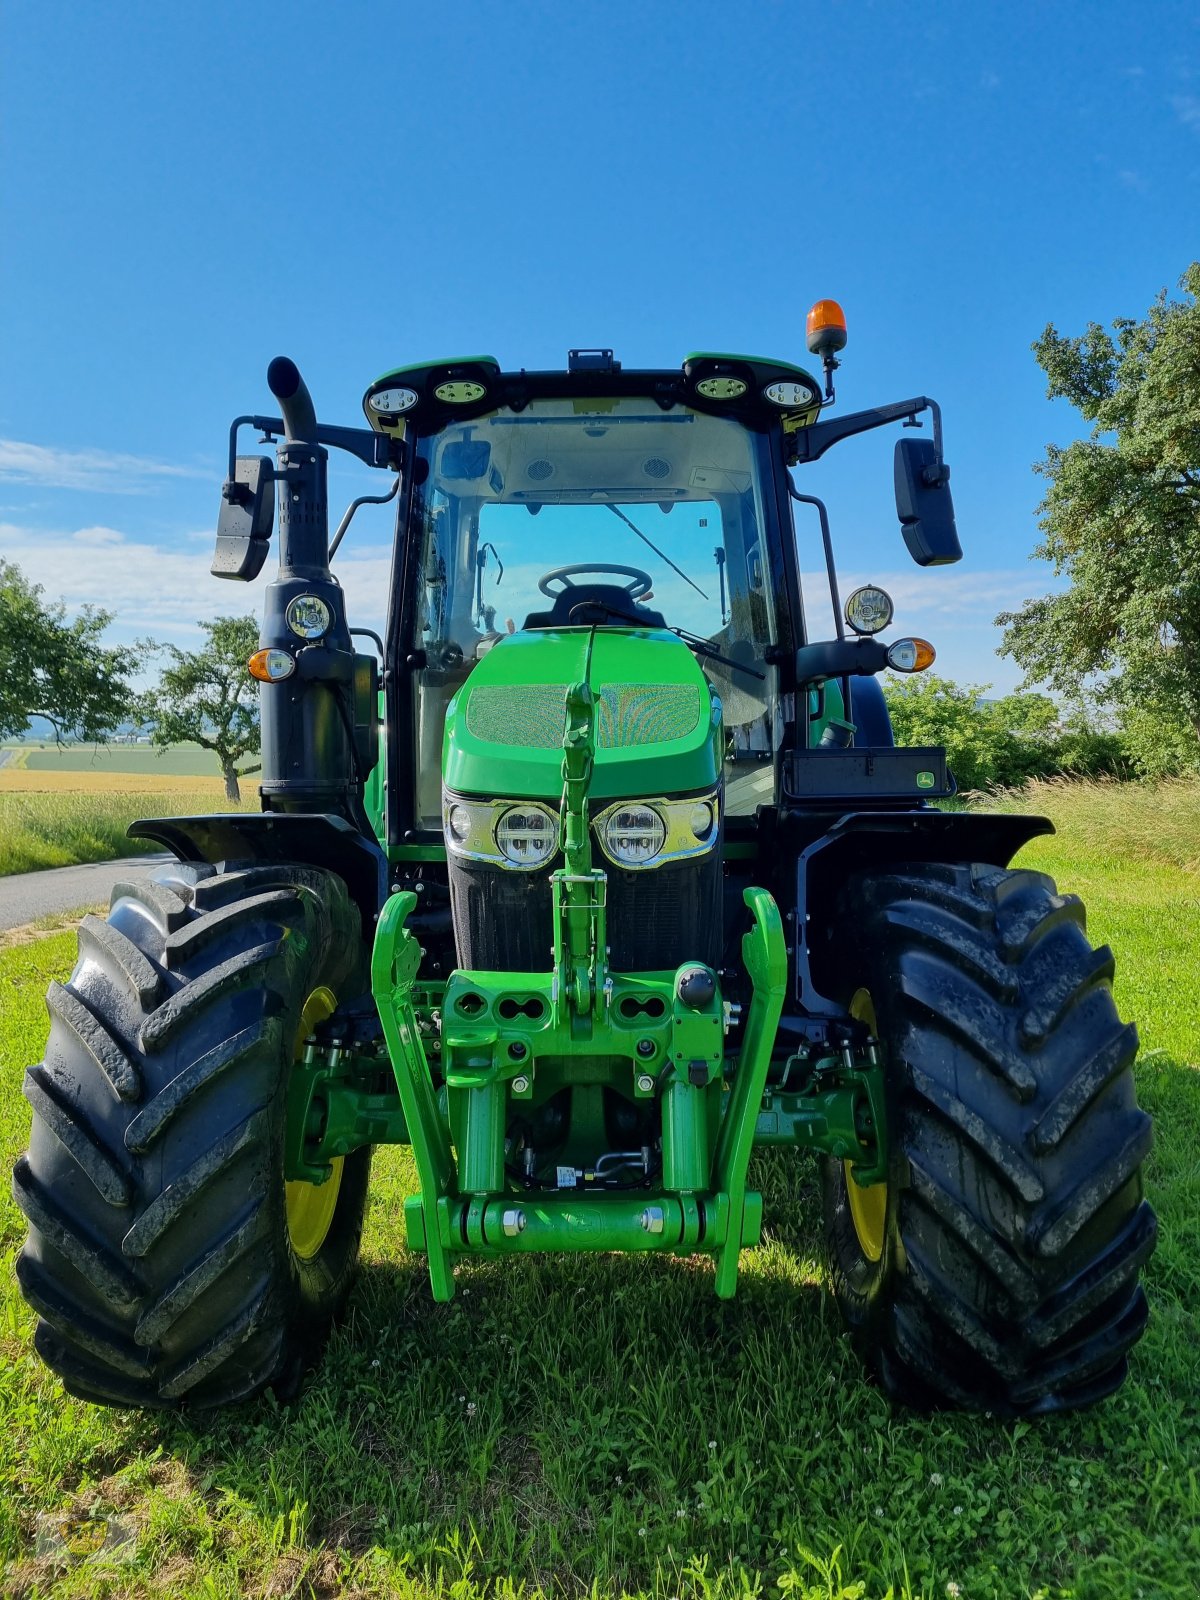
<box><xmin>0</xmin><ymin>775</ymin><xmax>252</xmax><ymax>877</ymax></box>
<box><xmin>0</xmin><ymin>781</ymin><xmax>1197</xmax><ymax>1597</ymax></box>
<box><xmin>977</xmin><ymin>774</ymin><xmax>1200</xmax><ymax>875</ymax></box>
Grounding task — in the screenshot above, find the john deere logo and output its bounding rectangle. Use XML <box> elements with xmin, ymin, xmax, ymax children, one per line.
<box><xmin>57</xmin><ymin>1518</ymin><xmax>108</xmax><ymax>1556</ymax></box>
<box><xmin>916</xmin><ymin>771</ymin><xmax>935</xmax><ymax>789</ymax></box>
<box><xmin>35</xmin><ymin>1511</ymin><xmax>135</xmax><ymax>1562</ymax></box>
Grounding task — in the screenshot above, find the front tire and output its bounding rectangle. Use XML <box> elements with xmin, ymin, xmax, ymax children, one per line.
<box><xmin>13</xmin><ymin>861</ymin><xmax>370</xmax><ymax>1408</ymax></box>
<box><xmin>821</xmin><ymin>862</ymin><xmax>1156</xmax><ymax>1414</ymax></box>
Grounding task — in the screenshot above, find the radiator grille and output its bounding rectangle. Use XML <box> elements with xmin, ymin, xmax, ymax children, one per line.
<box><xmin>448</xmin><ymin>851</ymin><xmax>721</xmax><ymax>973</ymax></box>
<box><xmin>465</xmin><ymin>684</ymin><xmax>568</xmax><ymax>749</ymax></box>
<box><xmin>463</xmin><ymin>682</ymin><xmax>700</xmax><ymax>750</ymax></box>
<box><xmin>595</xmin><ymin>684</ymin><xmax>700</xmax><ymax>748</ymax></box>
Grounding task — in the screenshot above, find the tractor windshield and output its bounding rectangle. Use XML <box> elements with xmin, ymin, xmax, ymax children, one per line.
<box><xmin>405</xmin><ymin>396</ymin><xmax>783</xmax><ymax>827</ymax></box>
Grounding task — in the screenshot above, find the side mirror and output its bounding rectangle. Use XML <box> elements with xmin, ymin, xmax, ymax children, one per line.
<box><xmin>894</xmin><ymin>437</ymin><xmax>962</xmax><ymax>566</ymax></box>
<box><xmin>213</xmin><ymin>456</ymin><xmax>275</xmax><ymax>580</ymax></box>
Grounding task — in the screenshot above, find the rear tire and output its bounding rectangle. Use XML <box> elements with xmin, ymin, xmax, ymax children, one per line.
<box><xmin>13</xmin><ymin>861</ymin><xmax>370</xmax><ymax>1408</ymax></box>
<box><xmin>821</xmin><ymin>861</ymin><xmax>1156</xmax><ymax>1414</ymax></box>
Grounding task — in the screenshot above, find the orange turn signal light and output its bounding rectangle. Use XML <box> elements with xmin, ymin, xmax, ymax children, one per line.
<box><xmin>248</xmin><ymin>648</ymin><xmax>295</xmax><ymax>683</ymax></box>
<box><xmin>886</xmin><ymin>637</ymin><xmax>936</xmax><ymax>673</ymax></box>
<box><xmin>806</xmin><ymin>298</ymin><xmax>848</xmax><ymax>357</ymax></box>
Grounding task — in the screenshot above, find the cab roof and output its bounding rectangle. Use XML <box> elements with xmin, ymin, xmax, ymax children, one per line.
<box><xmin>362</xmin><ymin>350</ymin><xmax>824</xmax><ymax>438</ymax></box>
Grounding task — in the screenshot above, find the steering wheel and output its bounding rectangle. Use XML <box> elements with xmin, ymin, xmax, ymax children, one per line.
<box><xmin>537</xmin><ymin>562</ymin><xmax>654</xmax><ymax>599</ymax></box>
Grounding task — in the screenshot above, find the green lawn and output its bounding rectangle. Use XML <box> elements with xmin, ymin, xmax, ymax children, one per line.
<box><xmin>0</xmin><ymin>792</ymin><xmax>1197</xmax><ymax>1598</ymax></box>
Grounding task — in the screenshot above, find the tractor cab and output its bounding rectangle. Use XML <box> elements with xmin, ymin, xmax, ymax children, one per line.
<box><xmin>364</xmin><ymin>355</ymin><xmax>815</xmax><ymax>839</ymax></box>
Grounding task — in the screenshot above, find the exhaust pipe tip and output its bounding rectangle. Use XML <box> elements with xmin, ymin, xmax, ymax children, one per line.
<box><xmin>266</xmin><ymin>357</ymin><xmax>317</xmax><ymax>443</ymax></box>
<box><xmin>267</xmin><ymin>355</ymin><xmax>302</xmax><ymax>402</ymax></box>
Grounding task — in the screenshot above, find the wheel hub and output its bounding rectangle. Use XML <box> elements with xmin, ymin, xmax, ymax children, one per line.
<box><xmin>285</xmin><ymin>986</ymin><xmax>344</xmax><ymax>1260</ymax></box>
<box><xmin>844</xmin><ymin>987</ymin><xmax>887</xmax><ymax>1262</ymax></box>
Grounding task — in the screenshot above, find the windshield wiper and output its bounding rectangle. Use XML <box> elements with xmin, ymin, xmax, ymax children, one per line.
<box><xmin>605</xmin><ymin>505</ymin><xmax>709</xmax><ymax>600</ymax></box>
<box><xmin>565</xmin><ymin>600</ymin><xmax>765</xmax><ymax>680</ymax></box>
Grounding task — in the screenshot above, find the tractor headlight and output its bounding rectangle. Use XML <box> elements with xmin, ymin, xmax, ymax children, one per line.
<box><xmin>599</xmin><ymin>805</ymin><xmax>667</xmax><ymax>867</ymax></box>
<box><xmin>594</xmin><ymin>792</ymin><xmax>720</xmax><ymax>872</ymax></box>
<box><xmin>285</xmin><ymin>594</ymin><xmax>332</xmax><ymax>639</ymax></box>
<box><xmin>495</xmin><ymin>806</ymin><xmax>557</xmax><ymax>868</ymax></box>
<box><xmin>443</xmin><ymin>794</ymin><xmax>559</xmax><ymax>871</ymax></box>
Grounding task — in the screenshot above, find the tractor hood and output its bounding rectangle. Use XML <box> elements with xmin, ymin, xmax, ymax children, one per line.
<box><xmin>442</xmin><ymin>628</ymin><xmax>722</xmax><ymax>802</ymax></box>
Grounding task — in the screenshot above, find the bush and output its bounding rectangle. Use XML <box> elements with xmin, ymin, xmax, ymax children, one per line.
<box><xmin>881</xmin><ymin>675</ymin><xmax>1129</xmax><ymax>792</ymax></box>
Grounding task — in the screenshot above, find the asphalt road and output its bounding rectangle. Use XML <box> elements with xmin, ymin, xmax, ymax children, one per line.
<box><xmin>0</xmin><ymin>854</ymin><xmax>172</xmax><ymax>933</ymax></box>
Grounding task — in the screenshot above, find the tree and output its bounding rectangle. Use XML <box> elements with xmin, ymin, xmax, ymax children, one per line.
<box><xmin>143</xmin><ymin>616</ymin><xmax>261</xmax><ymax>801</ymax></box>
<box><xmin>997</xmin><ymin>264</ymin><xmax>1200</xmax><ymax>776</ymax></box>
<box><xmin>884</xmin><ymin>675</ymin><xmax>1013</xmax><ymax>791</ymax></box>
<box><xmin>0</xmin><ymin>559</ymin><xmax>138</xmax><ymax>740</ymax></box>
<box><xmin>882</xmin><ymin>674</ymin><xmax>1126</xmax><ymax>791</ymax></box>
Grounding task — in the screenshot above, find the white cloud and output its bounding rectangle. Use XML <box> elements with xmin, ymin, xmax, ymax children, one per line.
<box><xmin>0</xmin><ymin>519</ymin><xmax>393</xmax><ymax>647</ymax></box>
<box><xmin>72</xmin><ymin>526</ymin><xmax>127</xmax><ymax>545</ymax></box>
<box><xmin>1171</xmin><ymin>94</ymin><xmax>1200</xmax><ymax>131</ymax></box>
<box><xmin>0</xmin><ymin>438</ymin><xmax>205</xmax><ymax>493</ymax></box>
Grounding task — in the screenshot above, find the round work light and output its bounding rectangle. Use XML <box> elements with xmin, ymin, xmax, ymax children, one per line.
<box><xmin>285</xmin><ymin>594</ymin><xmax>332</xmax><ymax>639</ymax></box>
<box><xmin>844</xmin><ymin>585</ymin><xmax>895</xmax><ymax>636</ymax></box>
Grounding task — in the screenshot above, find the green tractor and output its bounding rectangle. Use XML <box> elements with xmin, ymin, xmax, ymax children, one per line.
<box><xmin>13</xmin><ymin>309</ymin><xmax>1155</xmax><ymax>1413</ymax></box>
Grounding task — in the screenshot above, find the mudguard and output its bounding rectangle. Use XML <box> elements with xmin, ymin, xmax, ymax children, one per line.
<box><xmin>128</xmin><ymin>812</ymin><xmax>388</xmax><ymax>938</ymax></box>
<box><xmin>789</xmin><ymin>808</ymin><xmax>1054</xmax><ymax>1016</ymax></box>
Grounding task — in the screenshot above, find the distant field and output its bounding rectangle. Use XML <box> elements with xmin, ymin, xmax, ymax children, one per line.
<box><xmin>0</xmin><ymin>756</ymin><xmax>254</xmax><ymax>876</ymax></box>
<box><xmin>0</xmin><ymin>768</ymin><xmax>228</xmax><ymax>795</ymax></box>
<box><xmin>2</xmin><ymin>741</ymin><xmax>223</xmax><ymax>778</ymax></box>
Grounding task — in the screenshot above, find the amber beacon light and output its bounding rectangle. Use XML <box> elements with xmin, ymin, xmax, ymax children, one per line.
<box><xmin>805</xmin><ymin>298</ymin><xmax>848</xmax><ymax>357</ymax></box>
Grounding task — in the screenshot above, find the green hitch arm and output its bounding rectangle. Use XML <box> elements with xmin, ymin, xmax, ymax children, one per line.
<box><xmin>558</xmin><ymin>677</ymin><xmax>595</xmax><ymax>881</ymax></box>
<box><xmin>711</xmin><ymin>886</ymin><xmax>788</xmax><ymax>1298</ymax></box>
<box><xmin>370</xmin><ymin>890</ymin><xmax>457</xmax><ymax>1301</ymax></box>
<box><xmin>554</xmin><ymin>677</ymin><xmax>606</xmax><ymax>1017</ymax></box>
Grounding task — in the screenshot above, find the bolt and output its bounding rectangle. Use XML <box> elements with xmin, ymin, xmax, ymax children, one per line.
<box><xmin>511</xmin><ymin>1075</ymin><xmax>530</xmax><ymax>1095</ymax></box>
<box><xmin>636</xmin><ymin>1074</ymin><xmax>655</xmax><ymax>1094</ymax></box>
<box><xmin>636</xmin><ymin>1038</ymin><xmax>655</xmax><ymax>1058</ymax></box>
<box><xmin>641</xmin><ymin>1206</ymin><xmax>665</xmax><ymax>1234</ymax></box>
<box><xmin>502</xmin><ymin>1208</ymin><xmax>526</xmax><ymax>1237</ymax></box>
<box><xmin>510</xmin><ymin>1041</ymin><xmax>527</xmax><ymax>1059</ymax></box>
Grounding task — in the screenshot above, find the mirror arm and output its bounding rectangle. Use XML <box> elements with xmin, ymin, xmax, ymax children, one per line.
<box><xmin>330</xmin><ymin>475</ymin><xmax>401</xmax><ymax>560</ymax></box>
<box><xmin>795</xmin><ymin>638</ymin><xmax>888</xmax><ymax>684</ymax></box>
<box><xmin>788</xmin><ymin>488</ymin><xmax>845</xmax><ymax>643</ymax></box>
<box><xmin>227</xmin><ymin>414</ymin><xmax>403</xmax><ymax>482</ymax></box>
<box><xmin>790</xmin><ymin>395</ymin><xmax>940</xmax><ymax>465</ymax></box>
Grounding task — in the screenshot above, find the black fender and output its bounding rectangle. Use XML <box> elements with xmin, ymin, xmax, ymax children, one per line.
<box><xmin>846</xmin><ymin>676</ymin><xmax>895</xmax><ymax>747</ymax></box>
<box><xmin>128</xmin><ymin>812</ymin><xmax>388</xmax><ymax>941</ymax></box>
<box><xmin>791</xmin><ymin>808</ymin><xmax>1053</xmax><ymax>1017</ymax></box>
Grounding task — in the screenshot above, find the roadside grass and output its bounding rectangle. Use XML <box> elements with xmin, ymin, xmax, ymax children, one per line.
<box><xmin>0</xmin><ymin>786</ymin><xmax>1196</xmax><ymax>1597</ymax></box>
<box><xmin>0</xmin><ymin>781</ymin><xmax>252</xmax><ymax>876</ymax></box>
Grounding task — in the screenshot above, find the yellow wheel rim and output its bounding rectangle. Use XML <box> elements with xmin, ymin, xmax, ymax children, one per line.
<box><xmin>285</xmin><ymin>985</ymin><xmax>344</xmax><ymax>1261</ymax></box>
<box><xmin>844</xmin><ymin>987</ymin><xmax>888</xmax><ymax>1263</ymax></box>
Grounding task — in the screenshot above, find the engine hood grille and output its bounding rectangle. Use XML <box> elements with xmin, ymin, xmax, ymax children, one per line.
<box><xmin>444</xmin><ymin>627</ymin><xmax>721</xmax><ymax>802</ymax></box>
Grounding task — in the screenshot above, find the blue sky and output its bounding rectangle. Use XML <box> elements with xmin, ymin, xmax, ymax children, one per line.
<box><xmin>2</xmin><ymin>0</ymin><xmax>1198</xmax><ymax>693</ymax></box>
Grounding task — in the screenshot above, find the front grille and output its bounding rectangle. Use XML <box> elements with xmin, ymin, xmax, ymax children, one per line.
<box><xmin>448</xmin><ymin>849</ymin><xmax>722</xmax><ymax>973</ymax></box>
<box><xmin>462</xmin><ymin>681</ymin><xmax>700</xmax><ymax>751</ymax></box>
